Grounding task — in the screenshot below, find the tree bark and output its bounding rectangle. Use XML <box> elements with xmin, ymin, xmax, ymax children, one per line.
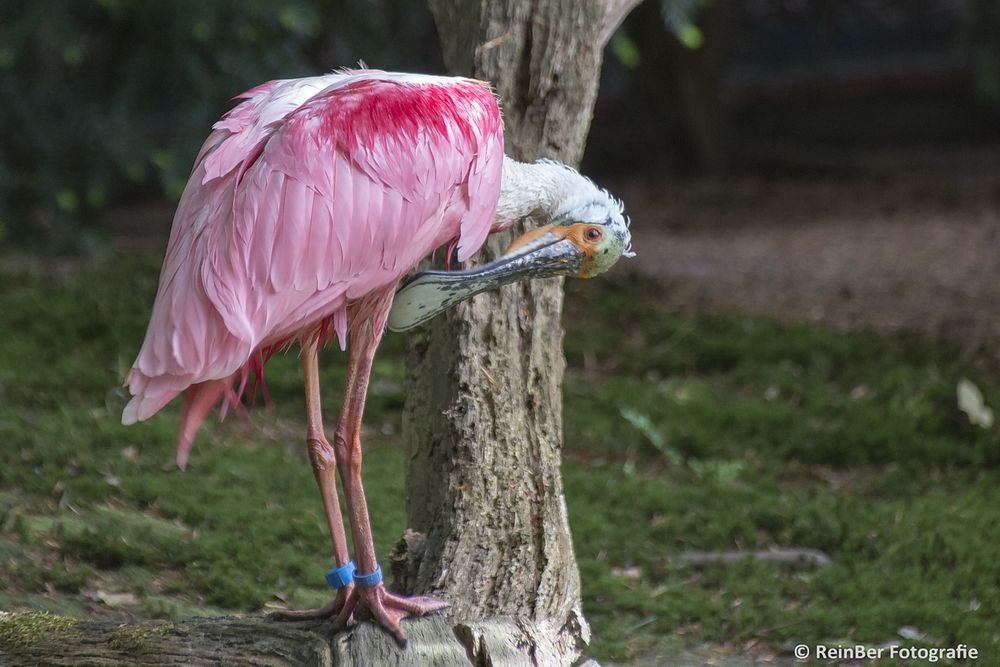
<box><xmin>394</xmin><ymin>1</ymin><xmax>639</xmax><ymax>664</ymax></box>
<box><xmin>0</xmin><ymin>612</ymin><xmax>543</xmax><ymax>666</ymax></box>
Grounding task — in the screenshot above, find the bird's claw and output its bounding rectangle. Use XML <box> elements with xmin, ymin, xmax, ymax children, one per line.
<box><xmin>270</xmin><ymin>584</ymin><xmax>354</xmax><ymax>621</ymax></box>
<box><xmin>332</xmin><ymin>583</ymin><xmax>448</xmax><ymax>645</ymax></box>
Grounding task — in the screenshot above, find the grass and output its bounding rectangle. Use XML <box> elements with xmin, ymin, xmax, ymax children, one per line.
<box><xmin>0</xmin><ymin>611</ymin><xmax>81</xmax><ymax>648</ymax></box>
<box><xmin>1</xmin><ymin>255</ymin><xmax>998</xmax><ymax>664</ymax></box>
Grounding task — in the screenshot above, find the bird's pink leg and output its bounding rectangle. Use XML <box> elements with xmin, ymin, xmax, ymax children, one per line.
<box><xmin>331</xmin><ymin>297</ymin><xmax>448</xmax><ymax>645</ymax></box>
<box><xmin>271</xmin><ymin>340</ymin><xmax>354</xmax><ymax>620</ymax></box>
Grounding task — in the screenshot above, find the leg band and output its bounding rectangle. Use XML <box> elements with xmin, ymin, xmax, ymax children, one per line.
<box><xmin>325</xmin><ymin>560</ymin><xmax>356</xmax><ymax>589</ymax></box>
<box><xmin>354</xmin><ymin>564</ymin><xmax>383</xmax><ymax>588</ymax></box>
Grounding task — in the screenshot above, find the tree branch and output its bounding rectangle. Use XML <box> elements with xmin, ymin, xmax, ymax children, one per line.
<box><xmin>600</xmin><ymin>0</ymin><xmax>644</xmax><ymax>47</ymax></box>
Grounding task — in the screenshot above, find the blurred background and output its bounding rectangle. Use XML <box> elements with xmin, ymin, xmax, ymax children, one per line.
<box><xmin>3</xmin><ymin>0</ymin><xmax>1000</xmax><ymax>340</ymax></box>
<box><xmin>1</xmin><ymin>1</ymin><xmax>999</xmax><ymax>664</ymax></box>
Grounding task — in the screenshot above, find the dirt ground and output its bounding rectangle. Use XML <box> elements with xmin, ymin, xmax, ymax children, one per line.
<box><xmin>101</xmin><ymin>143</ymin><xmax>1000</xmax><ymax>346</ymax></box>
<box><xmin>606</xmin><ymin>143</ymin><xmax>1000</xmax><ymax>346</ymax></box>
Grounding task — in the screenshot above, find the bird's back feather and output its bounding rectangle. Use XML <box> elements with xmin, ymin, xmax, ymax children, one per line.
<box><xmin>123</xmin><ymin>71</ymin><xmax>504</xmax><ymax>454</ymax></box>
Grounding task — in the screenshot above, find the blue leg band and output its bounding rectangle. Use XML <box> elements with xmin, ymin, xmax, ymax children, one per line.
<box><xmin>325</xmin><ymin>561</ymin><xmax>356</xmax><ymax>589</ymax></box>
<box><xmin>354</xmin><ymin>564</ymin><xmax>383</xmax><ymax>588</ymax></box>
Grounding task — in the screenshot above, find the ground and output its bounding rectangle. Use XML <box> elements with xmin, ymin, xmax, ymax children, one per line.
<box><xmin>610</xmin><ymin>144</ymin><xmax>1000</xmax><ymax>345</ymax></box>
<box><xmin>2</xmin><ymin>148</ymin><xmax>1000</xmax><ymax>664</ymax></box>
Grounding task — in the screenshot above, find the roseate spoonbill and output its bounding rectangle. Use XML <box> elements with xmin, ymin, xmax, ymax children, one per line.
<box><xmin>122</xmin><ymin>69</ymin><xmax>632</xmax><ymax>643</ymax></box>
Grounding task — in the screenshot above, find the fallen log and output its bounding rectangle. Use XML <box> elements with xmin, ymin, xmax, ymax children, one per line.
<box><xmin>0</xmin><ymin>610</ymin><xmax>597</xmax><ymax>666</ymax></box>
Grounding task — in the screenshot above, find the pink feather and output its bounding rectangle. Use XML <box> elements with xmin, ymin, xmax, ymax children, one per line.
<box><xmin>123</xmin><ymin>70</ymin><xmax>504</xmax><ymax>465</ymax></box>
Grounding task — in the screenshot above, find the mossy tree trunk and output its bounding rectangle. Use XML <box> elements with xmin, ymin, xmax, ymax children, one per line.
<box><xmin>394</xmin><ymin>1</ymin><xmax>640</xmax><ymax>663</ymax></box>
<box><xmin>0</xmin><ymin>613</ymin><xmax>489</xmax><ymax>667</ymax></box>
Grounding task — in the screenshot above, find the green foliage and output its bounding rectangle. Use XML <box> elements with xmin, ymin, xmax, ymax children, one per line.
<box><xmin>1</xmin><ymin>259</ymin><xmax>999</xmax><ymax>662</ymax></box>
<box><xmin>960</xmin><ymin>0</ymin><xmax>1000</xmax><ymax>99</ymax></box>
<box><xmin>659</xmin><ymin>0</ymin><xmax>709</xmax><ymax>50</ymax></box>
<box><xmin>0</xmin><ymin>1</ymin><xmax>439</xmax><ymax>254</ymax></box>
<box><xmin>610</xmin><ymin>32</ymin><xmax>642</xmax><ymax>70</ymax></box>
<box><xmin>0</xmin><ymin>1</ymin><xmax>318</xmax><ymax>252</ymax></box>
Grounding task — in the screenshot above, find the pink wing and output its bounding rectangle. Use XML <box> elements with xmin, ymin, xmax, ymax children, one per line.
<box><xmin>123</xmin><ymin>73</ymin><xmax>504</xmax><ymax>450</ymax></box>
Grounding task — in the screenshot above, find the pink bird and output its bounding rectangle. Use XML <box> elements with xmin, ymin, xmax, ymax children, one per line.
<box><xmin>123</xmin><ymin>69</ymin><xmax>632</xmax><ymax>643</ymax></box>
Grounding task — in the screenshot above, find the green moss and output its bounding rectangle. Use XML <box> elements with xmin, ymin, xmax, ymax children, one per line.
<box><xmin>0</xmin><ymin>611</ymin><xmax>80</xmax><ymax>648</ymax></box>
<box><xmin>107</xmin><ymin>622</ymin><xmax>177</xmax><ymax>653</ymax></box>
<box><xmin>566</xmin><ymin>462</ymin><xmax>1000</xmax><ymax>662</ymax></box>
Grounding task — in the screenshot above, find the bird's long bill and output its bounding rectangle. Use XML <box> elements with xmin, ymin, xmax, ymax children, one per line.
<box><xmin>387</xmin><ymin>226</ymin><xmax>582</xmax><ymax>332</ymax></box>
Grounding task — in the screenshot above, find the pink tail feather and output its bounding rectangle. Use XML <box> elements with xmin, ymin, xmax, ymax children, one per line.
<box><xmin>176</xmin><ymin>380</ymin><xmax>229</xmax><ymax>470</ymax></box>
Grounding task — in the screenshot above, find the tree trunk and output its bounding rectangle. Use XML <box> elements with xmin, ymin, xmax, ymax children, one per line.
<box><xmin>394</xmin><ymin>1</ymin><xmax>639</xmax><ymax>664</ymax></box>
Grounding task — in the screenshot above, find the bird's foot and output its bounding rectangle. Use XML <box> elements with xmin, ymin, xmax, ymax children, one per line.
<box><xmin>334</xmin><ymin>583</ymin><xmax>448</xmax><ymax>646</ymax></box>
<box><xmin>270</xmin><ymin>584</ymin><xmax>354</xmax><ymax>621</ymax></box>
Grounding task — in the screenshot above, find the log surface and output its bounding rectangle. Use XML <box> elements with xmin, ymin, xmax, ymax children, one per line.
<box><xmin>0</xmin><ymin>611</ymin><xmax>597</xmax><ymax>666</ymax></box>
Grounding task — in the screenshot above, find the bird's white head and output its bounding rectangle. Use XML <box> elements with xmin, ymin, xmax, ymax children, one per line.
<box><xmin>496</xmin><ymin>159</ymin><xmax>634</xmax><ymax>280</ymax></box>
<box><xmin>387</xmin><ymin>158</ymin><xmax>634</xmax><ymax>331</ymax></box>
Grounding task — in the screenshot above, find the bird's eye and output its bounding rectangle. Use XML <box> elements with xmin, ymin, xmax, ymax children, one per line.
<box><xmin>585</xmin><ymin>227</ymin><xmax>603</xmax><ymax>242</ymax></box>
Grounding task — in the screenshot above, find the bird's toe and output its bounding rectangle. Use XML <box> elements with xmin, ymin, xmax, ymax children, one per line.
<box><xmin>350</xmin><ymin>584</ymin><xmax>448</xmax><ymax>644</ymax></box>
<box><xmin>270</xmin><ymin>585</ymin><xmax>353</xmax><ymax>623</ymax></box>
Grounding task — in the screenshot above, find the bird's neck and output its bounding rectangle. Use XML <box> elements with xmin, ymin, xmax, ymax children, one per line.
<box><xmin>494</xmin><ymin>156</ymin><xmax>583</xmax><ymax>230</ymax></box>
